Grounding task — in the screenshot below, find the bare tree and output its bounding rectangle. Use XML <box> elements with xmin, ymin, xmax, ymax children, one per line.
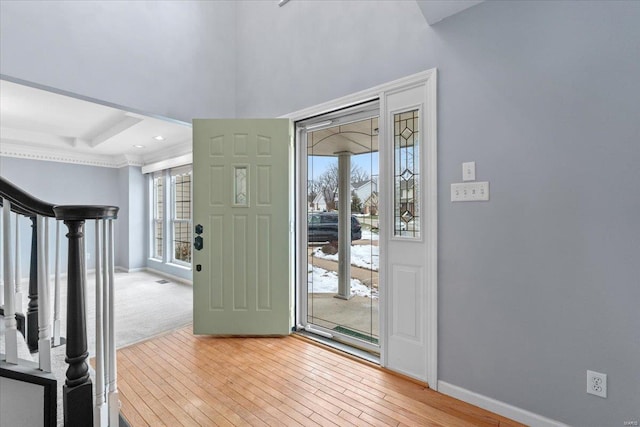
<box><xmin>318</xmin><ymin>163</ymin><xmax>339</xmax><ymax>211</ymax></box>
<box><xmin>316</xmin><ymin>161</ymin><xmax>371</xmax><ymax>211</ymax></box>
<box><xmin>307</xmin><ymin>179</ymin><xmax>320</xmax><ymax>204</ymax></box>
<box><xmin>350</xmin><ymin>164</ymin><xmax>370</xmax><ymax>186</ymax></box>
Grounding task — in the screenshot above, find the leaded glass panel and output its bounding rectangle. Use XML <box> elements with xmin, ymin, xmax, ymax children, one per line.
<box><xmin>394</xmin><ymin>109</ymin><xmax>420</xmax><ymax>238</ymax></box>
<box><xmin>234</xmin><ymin>166</ymin><xmax>248</xmax><ymax>206</ymax></box>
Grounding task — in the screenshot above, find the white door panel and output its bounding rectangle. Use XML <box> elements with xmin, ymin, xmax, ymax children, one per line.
<box><xmin>389</xmin><ymin>264</ymin><xmax>426</xmax><ymax>379</ymax></box>
<box><xmin>382</xmin><ymin>72</ymin><xmax>437</xmax><ymax>385</ymax></box>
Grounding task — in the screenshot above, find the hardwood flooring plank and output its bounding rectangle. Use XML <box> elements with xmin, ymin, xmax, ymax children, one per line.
<box><xmin>117</xmin><ymin>326</ymin><xmax>523</xmax><ymax>427</ymax></box>
<box><xmin>132</xmin><ymin>343</ymin><xmax>268</xmax><ymax>426</ymax></box>
<box><xmin>175</xmin><ymin>338</ymin><xmax>328</xmax><ymax>424</ymax></box>
<box><xmin>134</xmin><ymin>352</ymin><xmax>233</xmax><ymax>427</ymax></box>
<box><xmin>158</xmin><ymin>335</ymin><xmax>309</xmax><ymax>426</ymax></box>
<box><xmin>336</xmin><ymin>409</ymin><xmax>372</xmax><ymax>427</ymax></box>
<box><xmin>118</xmin><ymin>393</ymin><xmax>149</xmax><ymax>427</ymax></box>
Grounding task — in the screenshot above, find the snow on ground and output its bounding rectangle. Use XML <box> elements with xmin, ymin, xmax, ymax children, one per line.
<box><xmin>360</xmin><ymin>229</ymin><xmax>379</xmax><ymax>241</ymax></box>
<box><xmin>313</xmin><ymin>244</ymin><xmax>379</xmax><ymax>271</ymax></box>
<box><xmin>307</xmin><ymin>264</ymin><xmax>378</xmax><ymax>298</ymax></box>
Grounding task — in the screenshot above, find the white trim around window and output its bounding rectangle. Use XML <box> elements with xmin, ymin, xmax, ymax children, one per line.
<box><xmin>148</xmin><ymin>165</ymin><xmax>193</xmax><ymax>271</ymax></box>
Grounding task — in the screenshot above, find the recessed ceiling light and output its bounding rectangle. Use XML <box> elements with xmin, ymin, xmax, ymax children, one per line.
<box><xmin>153</xmin><ymin>135</ymin><xmax>165</xmax><ymax>141</ymax></box>
<box><xmin>133</xmin><ymin>144</ymin><xmax>145</xmax><ymax>149</ymax></box>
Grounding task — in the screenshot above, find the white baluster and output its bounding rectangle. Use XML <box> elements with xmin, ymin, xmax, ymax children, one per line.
<box><xmin>2</xmin><ymin>200</ymin><xmax>18</xmax><ymax>364</ymax></box>
<box><xmin>37</xmin><ymin>215</ymin><xmax>51</xmax><ymax>372</ymax></box>
<box><xmin>94</xmin><ymin>220</ymin><xmax>107</xmax><ymax>427</ymax></box>
<box><xmin>53</xmin><ymin>220</ymin><xmax>62</xmax><ymax>346</ymax></box>
<box><xmin>107</xmin><ymin>219</ymin><xmax>120</xmax><ymax>426</ymax></box>
<box><xmin>101</xmin><ymin>219</ymin><xmax>111</xmax><ymax>425</ymax></box>
<box><xmin>14</xmin><ymin>213</ymin><xmax>23</xmax><ymax>314</ymax></box>
<box><xmin>102</xmin><ymin>220</ymin><xmax>109</xmax><ymax>396</ymax></box>
<box><xmin>0</xmin><ymin>203</ymin><xmax>4</xmax><ymax>307</ymax></box>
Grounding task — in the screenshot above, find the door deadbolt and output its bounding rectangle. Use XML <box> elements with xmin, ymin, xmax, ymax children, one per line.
<box><xmin>194</xmin><ymin>235</ymin><xmax>203</xmax><ymax>251</ymax></box>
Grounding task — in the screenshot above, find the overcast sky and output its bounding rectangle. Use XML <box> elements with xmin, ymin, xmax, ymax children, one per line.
<box><xmin>308</xmin><ymin>151</ymin><xmax>379</xmax><ymax>181</ymax></box>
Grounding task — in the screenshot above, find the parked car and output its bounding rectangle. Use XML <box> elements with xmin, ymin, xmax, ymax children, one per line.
<box><xmin>308</xmin><ymin>212</ymin><xmax>362</xmax><ymax>242</ymax></box>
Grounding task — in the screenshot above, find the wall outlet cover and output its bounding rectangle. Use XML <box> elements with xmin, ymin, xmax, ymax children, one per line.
<box><xmin>587</xmin><ymin>370</ymin><xmax>607</xmax><ymax>398</ymax></box>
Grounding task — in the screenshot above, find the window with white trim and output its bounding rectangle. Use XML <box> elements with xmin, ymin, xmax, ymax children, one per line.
<box><xmin>149</xmin><ymin>165</ymin><xmax>192</xmax><ymax>268</ymax></box>
<box><xmin>152</xmin><ymin>172</ymin><xmax>164</xmax><ymax>259</ymax></box>
<box><xmin>171</xmin><ymin>166</ymin><xmax>192</xmax><ymax>265</ymax></box>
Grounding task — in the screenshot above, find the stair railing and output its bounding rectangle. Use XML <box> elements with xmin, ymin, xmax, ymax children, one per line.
<box><xmin>1</xmin><ymin>176</ymin><xmax>120</xmax><ymax>427</ymax></box>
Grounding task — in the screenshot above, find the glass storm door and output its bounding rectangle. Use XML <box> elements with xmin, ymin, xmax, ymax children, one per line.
<box><xmin>300</xmin><ymin>104</ymin><xmax>381</xmax><ymax>351</ymax></box>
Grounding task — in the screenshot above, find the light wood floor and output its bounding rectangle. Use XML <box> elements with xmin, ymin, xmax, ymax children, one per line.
<box><xmin>117</xmin><ymin>326</ymin><xmax>524</xmax><ymax>427</ymax></box>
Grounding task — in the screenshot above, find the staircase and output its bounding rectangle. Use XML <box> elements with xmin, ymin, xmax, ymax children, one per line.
<box><xmin>1</xmin><ymin>176</ymin><xmax>123</xmax><ymax>427</ymax></box>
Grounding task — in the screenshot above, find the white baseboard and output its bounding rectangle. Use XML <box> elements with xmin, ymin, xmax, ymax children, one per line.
<box><xmin>114</xmin><ymin>266</ymin><xmax>146</xmax><ymax>274</ymax></box>
<box><xmin>437</xmin><ymin>381</ymin><xmax>570</xmax><ymax>427</ymax></box>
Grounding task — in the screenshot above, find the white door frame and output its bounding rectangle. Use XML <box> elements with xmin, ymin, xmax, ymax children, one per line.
<box><xmin>282</xmin><ymin>69</ymin><xmax>438</xmax><ymax>388</ymax></box>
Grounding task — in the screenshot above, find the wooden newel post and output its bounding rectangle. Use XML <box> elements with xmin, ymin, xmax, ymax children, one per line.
<box><xmin>62</xmin><ymin>218</ymin><xmax>93</xmax><ymax>426</ymax></box>
<box><xmin>27</xmin><ymin>215</ymin><xmax>39</xmax><ymax>352</ymax></box>
<box><xmin>54</xmin><ymin>204</ymin><xmax>118</xmax><ymax>427</ymax></box>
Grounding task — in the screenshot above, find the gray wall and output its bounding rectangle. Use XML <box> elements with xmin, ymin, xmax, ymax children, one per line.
<box><xmin>236</xmin><ymin>0</ymin><xmax>434</xmax><ymax>117</ymax></box>
<box><xmin>235</xmin><ymin>1</ymin><xmax>640</xmax><ymax>426</ymax></box>
<box><xmin>0</xmin><ymin>157</ymin><xmax>140</xmax><ymax>274</ymax></box>
<box><xmin>115</xmin><ymin>166</ymin><xmax>147</xmax><ymax>271</ymax></box>
<box><xmin>0</xmin><ymin>159</ymin><xmax>183</xmax><ymax>280</ymax></box>
<box><xmin>127</xmin><ymin>166</ymin><xmax>147</xmax><ymax>270</ymax></box>
<box><xmin>0</xmin><ymin>0</ymin><xmax>236</xmax><ymax>122</ymax></box>
<box><xmin>117</xmin><ymin>166</ymin><xmax>130</xmax><ymax>269</ymax></box>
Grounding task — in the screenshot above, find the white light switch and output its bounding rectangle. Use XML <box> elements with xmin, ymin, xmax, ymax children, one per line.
<box><xmin>462</xmin><ymin>162</ymin><xmax>476</xmax><ymax>181</ymax></box>
<box><xmin>451</xmin><ymin>181</ymin><xmax>489</xmax><ymax>202</ymax></box>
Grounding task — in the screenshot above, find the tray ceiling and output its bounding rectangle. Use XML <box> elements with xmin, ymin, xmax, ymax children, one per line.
<box><xmin>0</xmin><ymin>79</ymin><xmax>192</xmax><ymax>167</ymax></box>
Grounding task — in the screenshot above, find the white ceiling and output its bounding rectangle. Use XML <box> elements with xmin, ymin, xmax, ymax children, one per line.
<box><xmin>0</xmin><ymin>79</ymin><xmax>192</xmax><ymax>168</ymax></box>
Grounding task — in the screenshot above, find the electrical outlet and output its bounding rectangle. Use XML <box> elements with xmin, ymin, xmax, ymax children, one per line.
<box><xmin>587</xmin><ymin>370</ymin><xmax>607</xmax><ymax>398</ymax></box>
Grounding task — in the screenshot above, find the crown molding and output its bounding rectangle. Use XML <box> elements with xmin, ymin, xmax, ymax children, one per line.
<box><xmin>141</xmin><ymin>139</ymin><xmax>192</xmax><ymax>165</ymax></box>
<box><xmin>0</xmin><ymin>140</ymin><xmax>144</xmax><ymax>168</ymax></box>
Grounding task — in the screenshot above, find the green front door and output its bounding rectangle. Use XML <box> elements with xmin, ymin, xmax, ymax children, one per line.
<box><xmin>192</xmin><ymin>119</ymin><xmax>291</xmax><ymax>335</ymax></box>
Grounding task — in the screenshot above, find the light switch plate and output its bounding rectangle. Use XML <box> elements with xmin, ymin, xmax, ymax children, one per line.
<box><xmin>463</xmin><ymin>162</ymin><xmax>476</xmax><ymax>181</ymax></box>
<box><xmin>451</xmin><ymin>181</ymin><xmax>489</xmax><ymax>202</ymax></box>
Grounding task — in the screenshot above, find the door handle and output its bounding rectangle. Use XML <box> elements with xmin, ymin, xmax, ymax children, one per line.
<box><xmin>194</xmin><ymin>235</ymin><xmax>203</xmax><ymax>251</ymax></box>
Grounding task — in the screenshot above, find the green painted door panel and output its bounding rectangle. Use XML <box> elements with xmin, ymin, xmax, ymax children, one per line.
<box><xmin>192</xmin><ymin>119</ymin><xmax>291</xmax><ymax>335</ymax></box>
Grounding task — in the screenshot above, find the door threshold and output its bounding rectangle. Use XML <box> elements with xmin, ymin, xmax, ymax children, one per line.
<box><xmin>294</xmin><ymin>330</ymin><xmax>380</xmax><ymax>365</ymax></box>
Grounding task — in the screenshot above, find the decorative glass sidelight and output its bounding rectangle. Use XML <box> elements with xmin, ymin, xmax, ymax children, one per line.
<box><xmin>234</xmin><ymin>166</ymin><xmax>248</xmax><ymax>206</ymax></box>
<box><xmin>394</xmin><ymin>109</ymin><xmax>420</xmax><ymax>238</ymax></box>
